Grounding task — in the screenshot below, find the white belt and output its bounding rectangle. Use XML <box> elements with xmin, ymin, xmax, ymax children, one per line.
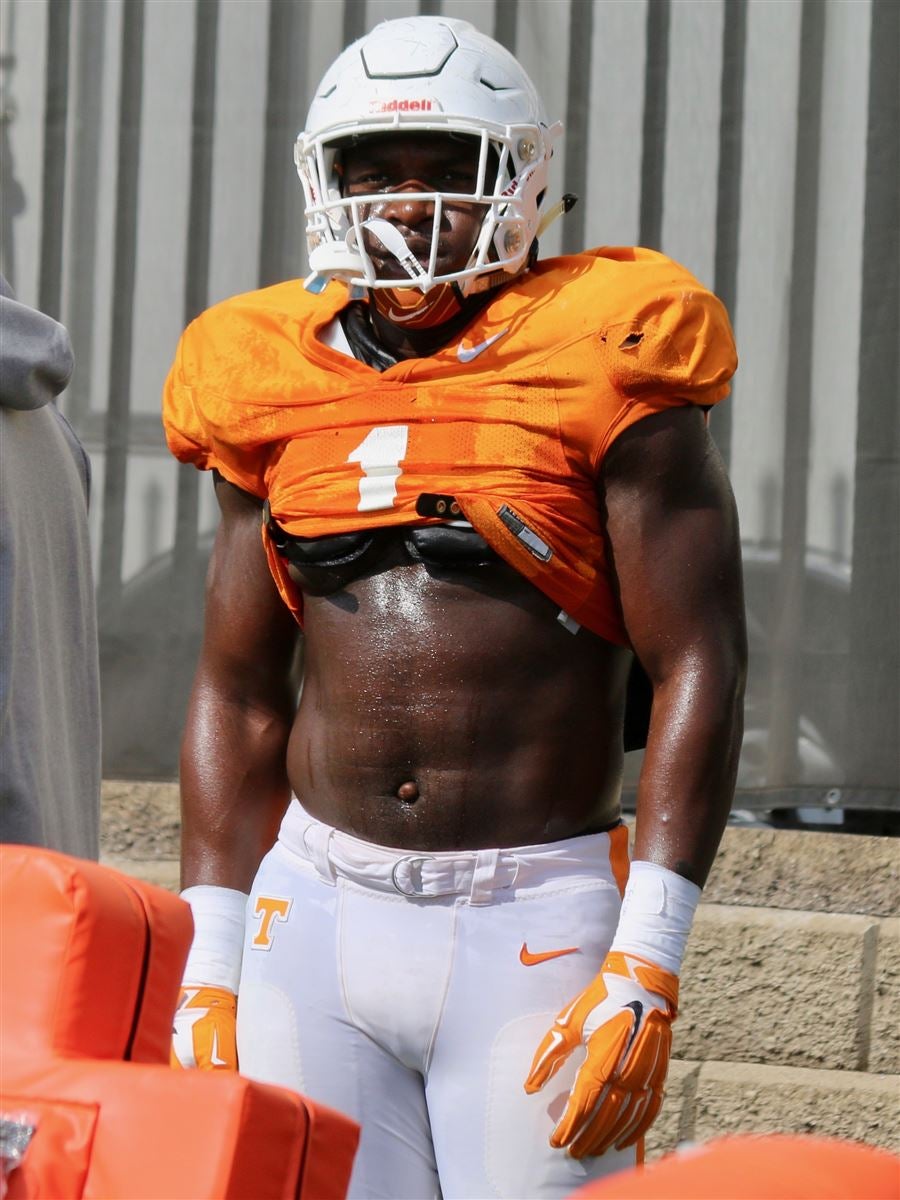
<box><xmin>277</xmin><ymin>800</ymin><xmax>621</xmax><ymax>906</ymax></box>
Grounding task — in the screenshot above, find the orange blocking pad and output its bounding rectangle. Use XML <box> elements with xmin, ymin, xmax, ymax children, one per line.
<box><xmin>569</xmin><ymin>1134</ymin><xmax>900</xmax><ymax>1200</ymax></box>
<box><xmin>2</xmin><ymin>1065</ymin><xmax>347</xmax><ymax>1200</ymax></box>
<box><xmin>0</xmin><ymin>846</ymin><xmax>359</xmax><ymax>1199</ymax></box>
<box><xmin>0</xmin><ymin>844</ymin><xmax>192</xmax><ymax>1064</ymax></box>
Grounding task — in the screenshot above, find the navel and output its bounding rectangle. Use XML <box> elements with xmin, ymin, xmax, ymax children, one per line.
<box><xmin>396</xmin><ymin>780</ymin><xmax>420</xmax><ymax>804</ymax></box>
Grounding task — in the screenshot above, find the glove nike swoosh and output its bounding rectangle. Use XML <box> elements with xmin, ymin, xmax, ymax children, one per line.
<box><xmin>209</xmin><ymin>1026</ymin><xmax>229</xmax><ymax>1068</ymax></box>
<box><xmin>622</xmin><ymin>1000</ymin><xmax>643</xmax><ymax>1055</ymax></box>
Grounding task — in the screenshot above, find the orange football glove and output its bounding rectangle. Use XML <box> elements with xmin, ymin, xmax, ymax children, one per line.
<box><xmin>170</xmin><ymin>985</ymin><xmax>237</xmax><ymax>1071</ymax></box>
<box><xmin>524</xmin><ymin>951</ymin><xmax>678</xmax><ymax>1159</ymax></box>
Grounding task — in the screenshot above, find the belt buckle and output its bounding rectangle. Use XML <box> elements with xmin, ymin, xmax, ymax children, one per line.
<box><xmin>391</xmin><ymin>855</ymin><xmax>456</xmax><ymax>898</ymax></box>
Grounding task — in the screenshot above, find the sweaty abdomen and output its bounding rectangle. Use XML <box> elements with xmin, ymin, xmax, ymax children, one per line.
<box><xmin>286</xmin><ymin>540</ymin><xmax>630</xmax><ymax>851</ymax></box>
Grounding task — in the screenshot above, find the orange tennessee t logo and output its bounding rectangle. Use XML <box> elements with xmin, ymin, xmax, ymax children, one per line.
<box><xmin>520</xmin><ymin>942</ymin><xmax>579</xmax><ymax>966</ymax></box>
<box><xmin>252</xmin><ymin>895</ymin><xmax>292</xmax><ymax>950</ymax></box>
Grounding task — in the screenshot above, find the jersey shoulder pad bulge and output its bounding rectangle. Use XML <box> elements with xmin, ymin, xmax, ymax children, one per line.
<box><xmin>162</xmin><ymin>281</ymin><xmax>341</xmax><ymax>495</ymax></box>
<box><xmin>588</xmin><ymin>247</ymin><xmax>737</xmax><ymax>407</ymax></box>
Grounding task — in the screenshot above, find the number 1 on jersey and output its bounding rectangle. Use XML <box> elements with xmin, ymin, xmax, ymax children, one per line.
<box><xmin>347</xmin><ymin>425</ymin><xmax>408</xmax><ymax>512</ymax></box>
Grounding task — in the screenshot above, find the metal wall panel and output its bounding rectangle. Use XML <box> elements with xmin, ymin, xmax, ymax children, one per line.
<box><xmin>584</xmin><ymin>0</ymin><xmax>648</xmax><ymax>250</ymax></box>
<box><xmin>807</xmin><ymin>0</ymin><xmax>869</xmax><ymax>563</ymax></box>
<box><xmin>1</xmin><ymin>0</ymin><xmax>896</xmax><ymax>810</ymax></box>
<box><xmin>728</xmin><ymin>0</ymin><xmax>802</xmax><ymax>550</ymax></box>
<box><xmin>1</xmin><ymin>0</ymin><xmax>48</xmax><ymax>301</ymax></box>
<box><xmin>661</xmin><ymin>0</ymin><xmax>724</xmax><ymax>287</ymax></box>
<box><xmin>207</xmin><ymin>1</ymin><xmax>269</xmax><ymax>308</ymax></box>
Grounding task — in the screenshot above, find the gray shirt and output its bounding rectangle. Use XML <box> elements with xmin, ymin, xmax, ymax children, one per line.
<box><xmin>0</xmin><ymin>276</ymin><xmax>101</xmax><ymax>857</ymax></box>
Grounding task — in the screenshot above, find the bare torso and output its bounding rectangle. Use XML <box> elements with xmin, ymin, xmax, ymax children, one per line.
<box><xmin>286</xmin><ymin>529</ymin><xmax>631</xmax><ymax>850</ymax></box>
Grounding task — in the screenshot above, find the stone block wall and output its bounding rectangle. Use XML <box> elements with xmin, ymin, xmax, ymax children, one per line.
<box><xmin>649</xmin><ymin>822</ymin><xmax>899</xmax><ymax>1157</ymax></box>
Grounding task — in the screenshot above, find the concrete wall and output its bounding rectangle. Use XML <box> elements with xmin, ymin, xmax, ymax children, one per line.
<box><xmin>101</xmin><ymin>781</ymin><xmax>900</xmax><ymax>1157</ymax></box>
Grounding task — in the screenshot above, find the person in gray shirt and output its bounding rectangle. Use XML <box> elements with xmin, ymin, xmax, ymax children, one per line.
<box><xmin>0</xmin><ymin>275</ymin><xmax>100</xmax><ymax>858</ymax></box>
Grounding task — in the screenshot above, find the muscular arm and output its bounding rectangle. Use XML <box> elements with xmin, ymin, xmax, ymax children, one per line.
<box><xmin>602</xmin><ymin>406</ymin><xmax>747</xmax><ymax>886</ymax></box>
<box><xmin>180</xmin><ymin>473</ymin><xmax>301</xmax><ymax>891</ymax></box>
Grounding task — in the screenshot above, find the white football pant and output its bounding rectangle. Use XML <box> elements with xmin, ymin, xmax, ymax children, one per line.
<box><xmin>238</xmin><ymin>800</ymin><xmax>637</xmax><ymax>1200</ymax></box>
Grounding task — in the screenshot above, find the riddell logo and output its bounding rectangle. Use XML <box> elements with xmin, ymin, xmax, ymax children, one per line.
<box><xmin>370</xmin><ymin>98</ymin><xmax>438</xmax><ymax>113</ymax></box>
<box><xmin>501</xmin><ymin>164</ymin><xmax>536</xmax><ymax>198</ymax></box>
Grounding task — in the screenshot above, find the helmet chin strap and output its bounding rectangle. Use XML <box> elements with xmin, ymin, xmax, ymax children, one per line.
<box><xmin>360</xmin><ymin>216</ymin><xmax>469</xmax><ymax>330</ymax></box>
<box><xmin>361</xmin><ymin>216</ymin><xmax>518</xmax><ymax>330</ymax></box>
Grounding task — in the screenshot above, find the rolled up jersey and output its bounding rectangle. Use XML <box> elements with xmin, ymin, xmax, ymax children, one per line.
<box><xmin>163</xmin><ymin>248</ymin><xmax>736</xmax><ymax>645</ymax></box>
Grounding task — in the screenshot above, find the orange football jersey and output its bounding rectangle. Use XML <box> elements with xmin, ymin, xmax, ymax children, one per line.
<box><xmin>163</xmin><ymin>247</ymin><xmax>736</xmax><ymax>644</ymax></box>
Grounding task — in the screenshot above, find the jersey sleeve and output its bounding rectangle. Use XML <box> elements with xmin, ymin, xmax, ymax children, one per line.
<box><xmin>161</xmin><ymin>312</ymin><xmax>269</xmax><ymax>498</ymax></box>
<box><xmin>590</xmin><ymin>257</ymin><xmax>737</xmax><ymax>463</ymax></box>
<box><xmin>162</xmin><ymin>324</ymin><xmax>210</xmax><ymax>468</ymax></box>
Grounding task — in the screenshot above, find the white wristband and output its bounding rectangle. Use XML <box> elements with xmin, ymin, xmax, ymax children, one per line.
<box><xmin>609</xmin><ymin>860</ymin><xmax>702</xmax><ymax>976</ymax></box>
<box><xmin>180</xmin><ymin>885</ymin><xmax>248</xmax><ymax>994</ymax></box>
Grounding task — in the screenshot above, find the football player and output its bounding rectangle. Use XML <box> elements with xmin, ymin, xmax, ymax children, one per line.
<box><xmin>164</xmin><ymin>16</ymin><xmax>746</xmax><ymax>1199</ymax></box>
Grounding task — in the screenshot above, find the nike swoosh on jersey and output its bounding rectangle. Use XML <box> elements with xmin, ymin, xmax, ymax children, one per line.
<box><xmin>520</xmin><ymin>942</ymin><xmax>580</xmax><ymax>967</ymax></box>
<box><xmin>456</xmin><ymin>328</ymin><xmax>510</xmax><ymax>362</ymax></box>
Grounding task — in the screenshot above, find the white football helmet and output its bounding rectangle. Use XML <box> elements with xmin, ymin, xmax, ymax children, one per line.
<box><xmin>296</xmin><ymin>16</ymin><xmax>563</xmax><ymax>295</ymax></box>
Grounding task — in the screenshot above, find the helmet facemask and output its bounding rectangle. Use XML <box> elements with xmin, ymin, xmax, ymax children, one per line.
<box><xmin>296</xmin><ymin>122</ymin><xmax>556</xmax><ymax>299</ymax></box>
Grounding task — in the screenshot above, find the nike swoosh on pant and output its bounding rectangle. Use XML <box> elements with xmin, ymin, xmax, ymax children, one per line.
<box><xmin>456</xmin><ymin>328</ymin><xmax>510</xmax><ymax>362</ymax></box>
<box><xmin>520</xmin><ymin>942</ymin><xmax>580</xmax><ymax>966</ymax></box>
